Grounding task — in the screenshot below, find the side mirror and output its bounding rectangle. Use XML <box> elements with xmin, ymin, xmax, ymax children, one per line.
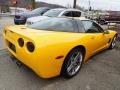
<box><xmin>104</xmin><ymin>30</ymin><xmax>109</xmax><ymax>34</ymax></box>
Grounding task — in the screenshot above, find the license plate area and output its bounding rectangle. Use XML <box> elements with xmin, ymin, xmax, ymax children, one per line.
<box><xmin>8</xmin><ymin>41</ymin><xmax>16</xmax><ymax>53</ymax></box>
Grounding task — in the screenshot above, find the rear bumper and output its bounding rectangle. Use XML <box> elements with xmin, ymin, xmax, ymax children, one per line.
<box><xmin>2</xmin><ymin>30</ymin><xmax>64</xmax><ymax>78</ymax></box>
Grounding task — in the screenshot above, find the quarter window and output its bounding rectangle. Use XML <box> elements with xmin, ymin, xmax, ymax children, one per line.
<box><xmin>73</xmin><ymin>11</ymin><xmax>81</xmax><ymax>17</ymax></box>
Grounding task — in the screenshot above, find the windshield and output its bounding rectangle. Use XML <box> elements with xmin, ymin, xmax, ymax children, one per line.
<box><xmin>31</xmin><ymin>8</ymin><xmax>45</xmax><ymax>14</ymax></box>
<box><xmin>27</xmin><ymin>18</ymin><xmax>74</xmax><ymax>32</ymax></box>
<box><xmin>43</xmin><ymin>9</ymin><xmax>63</xmax><ymax>17</ymax></box>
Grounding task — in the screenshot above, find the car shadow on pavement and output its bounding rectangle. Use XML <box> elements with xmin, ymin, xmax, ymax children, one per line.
<box><xmin>9</xmin><ymin>56</ymin><xmax>66</xmax><ymax>85</ymax></box>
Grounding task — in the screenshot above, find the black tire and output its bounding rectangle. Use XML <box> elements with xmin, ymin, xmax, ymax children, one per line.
<box><xmin>61</xmin><ymin>48</ymin><xmax>84</xmax><ymax>78</ymax></box>
<box><xmin>109</xmin><ymin>36</ymin><xmax>117</xmax><ymax>49</ymax></box>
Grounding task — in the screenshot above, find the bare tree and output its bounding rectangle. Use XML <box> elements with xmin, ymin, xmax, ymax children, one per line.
<box><xmin>32</xmin><ymin>0</ymin><xmax>35</xmax><ymax>9</ymax></box>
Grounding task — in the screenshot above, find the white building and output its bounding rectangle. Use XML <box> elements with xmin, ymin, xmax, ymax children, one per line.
<box><xmin>9</xmin><ymin>7</ymin><xmax>29</xmax><ymax>15</ymax></box>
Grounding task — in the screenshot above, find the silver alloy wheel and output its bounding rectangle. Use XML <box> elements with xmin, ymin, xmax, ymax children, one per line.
<box><xmin>67</xmin><ymin>51</ymin><xmax>83</xmax><ymax>76</ymax></box>
<box><xmin>111</xmin><ymin>37</ymin><xmax>117</xmax><ymax>48</ymax></box>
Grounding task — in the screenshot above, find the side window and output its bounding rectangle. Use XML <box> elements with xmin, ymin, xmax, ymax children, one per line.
<box><xmin>73</xmin><ymin>11</ymin><xmax>81</xmax><ymax>17</ymax></box>
<box><xmin>63</xmin><ymin>11</ymin><xmax>73</xmax><ymax>17</ymax></box>
<box><xmin>63</xmin><ymin>11</ymin><xmax>81</xmax><ymax>17</ymax></box>
<box><xmin>82</xmin><ymin>21</ymin><xmax>103</xmax><ymax>33</ymax></box>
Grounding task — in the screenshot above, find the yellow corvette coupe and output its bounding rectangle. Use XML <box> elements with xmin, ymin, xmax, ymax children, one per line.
<box><xmin>3</xmin><ymin>17</ymin><xmax>117</xmax><ymax>78</ymax></box>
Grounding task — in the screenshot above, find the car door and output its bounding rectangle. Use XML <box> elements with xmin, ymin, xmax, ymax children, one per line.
<box><xmin>81</xmin><ymin>20</ymin><xmax>110</xmax><ymax>54</ymax></box>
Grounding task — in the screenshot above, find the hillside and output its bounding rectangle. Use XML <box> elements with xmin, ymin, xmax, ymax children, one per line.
<box><xmin>0</xmin><ymin>0</ymin><xmax>64</xmax><ymax>8</ymax></box>
<box><xmin>35</xmin><ymin>1</ymin><xmax>65</xmax><ymax>8</ymax></box>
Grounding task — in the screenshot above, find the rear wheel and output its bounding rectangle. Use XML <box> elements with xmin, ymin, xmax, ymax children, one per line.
<box><xmin>61</xmin><ymin>48</ymin><xmax>84</xmax><ymax>78</ymax></box>
<box><xmin>109</xmin><ymin>36</ymin><xmax>117</xmax><ymax>49</ymax></box>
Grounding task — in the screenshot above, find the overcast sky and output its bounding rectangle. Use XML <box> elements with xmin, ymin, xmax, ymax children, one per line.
<box><xmin>36</xmin><ymin>0</ymin><xmax>120</xmax><ymax>11</ymax></box>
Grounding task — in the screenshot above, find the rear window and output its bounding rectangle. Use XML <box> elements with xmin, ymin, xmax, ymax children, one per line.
<box><xmin>27</xmin><ymin>18</ymin><xmax>74</xmax><ymax>32</ymax></box>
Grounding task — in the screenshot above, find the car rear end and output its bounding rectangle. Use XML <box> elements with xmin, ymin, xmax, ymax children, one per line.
<box><xmin>2</xmin><ymin>26</ymin><xmax>51</xmax><ymax>78</ymax></box>
<box><xmin>14</xmin><ymin>15</ymin><xmax>27</xmax><ymax>25</ymax></box>
<box><xmin>3</xmin><ymin>26</ymin><xmax>37</xmax><ymax>66</ymax></box>
<box><xmin>2</xmin><ymin>25</ymin><xmax>66</xmax><ymax>78</ymax></box>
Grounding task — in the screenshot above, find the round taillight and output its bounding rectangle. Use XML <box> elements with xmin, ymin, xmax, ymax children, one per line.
<box><xmin>18</xmin><ymin>38</ymin><xmax>24</xmax><ymax>47</ymax></box>
<box><xmin>26</xmin><ymin>42</ymin><xmax>35</xmax><ymax>52</ymax></box>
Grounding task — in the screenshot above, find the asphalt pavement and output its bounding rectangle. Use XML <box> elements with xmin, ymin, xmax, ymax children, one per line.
<box><xmin>0</xmin><ymin>16</ymin><xmax>13</xmax><ymax>50</ymax></box>
<box><xmin>0</xmin><ymin>43</ymin><xmax>120</xmax><ymax>90</ymax></box>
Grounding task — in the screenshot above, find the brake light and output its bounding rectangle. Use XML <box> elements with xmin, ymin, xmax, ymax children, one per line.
<box><xmin>26</xmin><ymin>42</ymin><xmax>35</xmax><ymax>52</ymax></box>
<box><xmin>18</xmin><ymin>38</ymin><xmax>24</xmax><ymax>47</ymax></box>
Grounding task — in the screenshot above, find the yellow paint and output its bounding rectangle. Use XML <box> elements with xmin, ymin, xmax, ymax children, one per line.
<box><xmin>3</xmin><ymin>24</ymin><xmax>117</xmax><ymax>78</ymax></box>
